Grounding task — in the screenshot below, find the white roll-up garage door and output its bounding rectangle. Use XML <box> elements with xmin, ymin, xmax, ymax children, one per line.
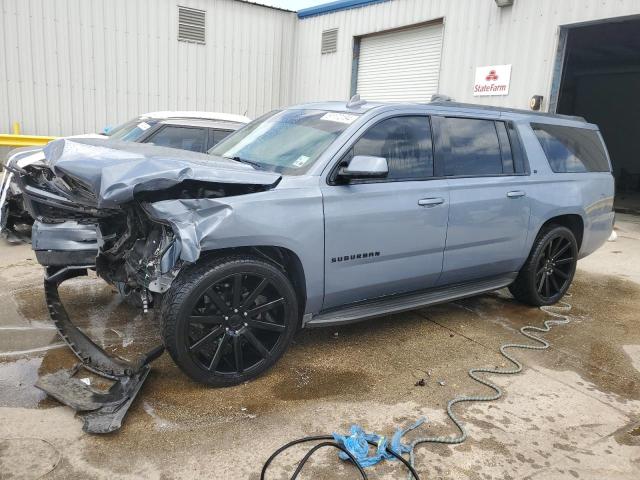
<box><xmin>356</xmin><ymin>23</ymin><xmax>443</xmax><ymax>102</ymax></box>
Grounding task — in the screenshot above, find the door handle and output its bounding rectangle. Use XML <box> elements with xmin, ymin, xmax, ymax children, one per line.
<box><xmin>418</xmin><ymin>197</ymin><xmax>445</xmax><ymax>207</ymax></box>
<box><xmin>507</xmin><ymin>191</ymin><xmax>526</xmax><ymax>199</ymax></box>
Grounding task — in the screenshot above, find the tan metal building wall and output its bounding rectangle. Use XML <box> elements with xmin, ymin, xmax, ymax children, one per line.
<box><xmin>2</xmin><ymin>0</ymin><xmax>640</xmax><ymax>137</ymax></box>
<box><xmin>0</xmin><ymin>0</ymin><xmax>297</xmax><ymax>136</ymax></box>
<box><xmin>291</xmin><ymin>0</ymin><xmax>640</xmax><ymax>109</ymax></box>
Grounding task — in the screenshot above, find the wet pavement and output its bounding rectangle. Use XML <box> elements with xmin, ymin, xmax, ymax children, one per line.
<box><xmin>1</xmin><ymin>214</ymin><xmax>639</xmax><ymax>479</ymax></box>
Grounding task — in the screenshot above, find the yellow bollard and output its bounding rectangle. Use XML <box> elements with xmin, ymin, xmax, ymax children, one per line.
<box><xmin>12</xmin><ymin>122</ymin><xmax>20</xmax><ymax>135</ymax></box>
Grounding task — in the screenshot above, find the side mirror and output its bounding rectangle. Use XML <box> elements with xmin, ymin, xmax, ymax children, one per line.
<box><xmin>338</xmin><ymin>155</ymin><xmax>388</xmax><ymax>180</ymax></box>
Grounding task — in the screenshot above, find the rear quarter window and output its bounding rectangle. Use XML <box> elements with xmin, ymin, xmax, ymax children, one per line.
<box><xmin>531</xmin><ymin>123</ymin><xmax>610</xmax><ymax>173</ymax></box>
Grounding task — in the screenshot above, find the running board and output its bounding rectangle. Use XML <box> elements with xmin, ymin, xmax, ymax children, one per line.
<box><xmin>35</xmin><ymin>266</ymin><xmax>164</xmax><ymax>433</ymax></box>
<box><xmin>304</xmin><ymin>274</ymin><xmax>517</xmax><ymax>328</ymax></box>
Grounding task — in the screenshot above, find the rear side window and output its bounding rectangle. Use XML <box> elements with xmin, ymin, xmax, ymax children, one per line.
<box><xmin>346</xmin><ymin>116</ymin><xmax>433</xmax><ymax>180</ymax></box>
<box><xmin>145</xmin><ymin>125</ymin><xmax>208</xmax><ymax>152</ymax></box>
<box><xmin>440</xmin><ymin>118</ymin><xmax>503</xmax><ymax>176</ymax></box>
<box><xmin>531</xmin><ymin>123</ymin><xmax>610</xmax><ymax>173</ymax></box>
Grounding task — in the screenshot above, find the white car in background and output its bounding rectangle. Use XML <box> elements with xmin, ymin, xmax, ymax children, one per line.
<box><xmin>0</xmin><ymin>111</ymin><xmax>249</xmax><ymax>241</ymax></box>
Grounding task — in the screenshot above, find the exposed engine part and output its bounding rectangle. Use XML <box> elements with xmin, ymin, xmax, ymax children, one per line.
<box><xmin>95</xmin><ymin>204</ymin><xmax>182</xmax><ymax>294</ymax></box>
<box><xmin>142</xmin><ymin>290</ymin><xmax>149</xmax><ymax>314</ymax></box>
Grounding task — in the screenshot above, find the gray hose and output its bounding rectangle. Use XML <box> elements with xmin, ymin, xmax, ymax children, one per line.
<box><xmin>409</xmin><ymin>297</ymin><xmax>573</xmax><ymax>470</ymax></box>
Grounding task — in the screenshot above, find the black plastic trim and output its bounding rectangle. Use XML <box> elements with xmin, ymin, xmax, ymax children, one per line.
<box><xmin>304</xmin><ymin>273</ymin><xmax>517</xmax><ymax>328</ymax></box>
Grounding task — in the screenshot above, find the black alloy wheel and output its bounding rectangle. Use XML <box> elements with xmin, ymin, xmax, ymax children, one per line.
<box><xmin>509</xmin><ymin>225</ymin><xmax>578</xmax><ymax>306</ymax></box>
<box><xmin>535</xmin><ymin>233</ymin><xmax>575</xmax><ymax>301</ymax></box>
<box><xmin>162</xmin><ymin>255</ymin><xmax>298</xmax><ymax>386</ymax></box>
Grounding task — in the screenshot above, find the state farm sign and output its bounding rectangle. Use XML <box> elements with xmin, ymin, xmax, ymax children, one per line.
<box><xmin>473</xmin><ymin>64</ymin><xmax>511</xmax><ymax>96</ymax></box>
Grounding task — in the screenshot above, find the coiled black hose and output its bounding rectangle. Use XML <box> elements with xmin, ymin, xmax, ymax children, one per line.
<box><xmin>260</xmin><ymin>434</ymin><xmax>420</xmax><ymax>480</ymax></box>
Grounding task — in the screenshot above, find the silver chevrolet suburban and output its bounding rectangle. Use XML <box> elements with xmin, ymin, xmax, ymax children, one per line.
<box><xmin>10</xmin><ymin>100</ymin><xmax>615</xmax><ymax>388</ymax></box>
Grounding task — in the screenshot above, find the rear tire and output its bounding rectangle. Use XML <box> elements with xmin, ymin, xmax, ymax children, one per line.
<box><xmin>509</xmin><ymin>225</ymin><xmax>578</xmax><ymax>306</ymax></box>
<box><xmin>161</xmin><ymin>254</ymin><xmax>299</xmax><ymax>386</ymax></box>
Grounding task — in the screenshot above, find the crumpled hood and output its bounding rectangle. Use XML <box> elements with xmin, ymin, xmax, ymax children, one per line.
<box><xmin>42</xmin><ymin>138</ymin><xmax>281</xmax><ymax>208</ymax></box>
<box><xmin>4</xmin><ymin>134</ymin><xmax>107</xmax><ymax>169</ymax></box>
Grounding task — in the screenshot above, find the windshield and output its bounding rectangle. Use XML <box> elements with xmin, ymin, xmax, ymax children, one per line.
<box><xmin>106</xmin><ymin>117</ymin><xmax>159</xmax><ymax>142</ymax></box>
<box><xmin>209</xmin><ymin>109</ymin><xmax>359</xmax><ymax>174</ymax></box>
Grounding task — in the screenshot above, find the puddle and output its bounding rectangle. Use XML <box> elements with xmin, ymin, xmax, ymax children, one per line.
<box><xmin>2</xmin><ymin>264</ymin><xmax>639</xmax><ymax>478</ymax></box>
<box><xmin>2</xmin><ymin>260</ymin><xmax>640</xmax><ymax>460</ymax></box>
<box><xmin>142</xmin><ymin>401</ymin><xmax>178</xmax><ymax>431</ymax></box>
<box><xmin>273</xmin><ymin>368</ymin><xmax>372</xmax><ymax>401</ymax></box>
<box><xmin>0</xmin><ymin>358</ymin><xmax>48</xmax><ymax>408</ymax></box>
<box><xmin>0</xmin><ymin>327</ymin><xmax>61</xmax><ymax>357</ymax></box>
<box><xmin>11</xmin><ymin>277</ymin><xmax>162</xmax><ymax>358</ymax></box>
<box><xmin>433</xmin><ymin>274</ymin><xmax>640</xmax><ymax>402</ymax></box>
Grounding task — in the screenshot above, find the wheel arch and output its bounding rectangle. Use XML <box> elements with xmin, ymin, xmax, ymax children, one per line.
<box><xmin>538</xmin><ymin>213</ymin><xmax>585</xmax><ymax>250</ymax></box>
<box><xmin>199</xmin><ymin>245</ymin><xmax>308</xmax><ymax>318</ymax></box>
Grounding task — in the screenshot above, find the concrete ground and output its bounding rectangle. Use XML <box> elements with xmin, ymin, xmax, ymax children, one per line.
<box><xmin>1</xmin><ymin>215</ymin><xmax>639</xmax><ymax>480</ymax></box>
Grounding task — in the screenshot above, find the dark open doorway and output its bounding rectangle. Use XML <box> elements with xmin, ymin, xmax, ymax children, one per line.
<box><xmin>553</xmin><ymin>16</ymin><xmax>640</xmax><ymax>213</ymax></box>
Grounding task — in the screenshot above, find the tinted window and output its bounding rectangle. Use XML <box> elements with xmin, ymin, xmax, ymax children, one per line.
<box><xmin>495</xmin><ymin>122</ymin><xmax>514</xmax><ymax>174</ymax></box>
<box><xmin>442</xmin><ymin>118</ymin><xmax>503</xmax><ymax>176</ymax></box>
<box><xmin>507</xmin><ymin>122</ymin><xmax>527</xmax><ymax>174</ymax></box>
<box><xmin>145</xmin><ymin>126</ymin><xmax>208</xmax><ymax>152</ymax></box>
<box><xmin>531</xmin><ymin>123</ymin><xmax>610</xmax><ymax>173</ymax></box>
<box><xmin>348</xmin><ymin>116</ymin><xmax>433</xmax><ymax>180</ymax></box>
<box><xmin>211</xmin><ymin>129</ymin><xmax>233</xmax><ymax>146</ymax></box>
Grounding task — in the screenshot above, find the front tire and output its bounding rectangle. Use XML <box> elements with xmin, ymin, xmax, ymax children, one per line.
<box><xmin>509</xmin><ymin>225</ymin><xmax>578</xmax><ymax>306</ymax></box>
<box><xmin>161</xmin><ymin>255</ymin><xmax>299</xmax><ymax>386</ymax></box>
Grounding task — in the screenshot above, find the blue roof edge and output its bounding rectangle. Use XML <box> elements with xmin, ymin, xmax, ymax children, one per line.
<box><xmin>297</xmin><ymin>0</ymin><xmax>390</xmax><ymax>19</ymax></box>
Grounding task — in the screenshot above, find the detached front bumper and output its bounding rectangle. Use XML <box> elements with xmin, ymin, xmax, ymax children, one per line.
<box><xmin>35</xmin><ymin>267</ymin><xmax>164</xmax><ymax>433</ymax></box>
<box><xmin>32</xmin><ymin>220</ymin><xmax>98</xmax><ymax>266</ymax></box>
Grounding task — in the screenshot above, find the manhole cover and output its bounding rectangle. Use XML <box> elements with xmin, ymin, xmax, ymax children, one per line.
<box><xmin>0</xmin><ymin>438</ymin><xmax>60</xmax><ymax>479</ymax></box>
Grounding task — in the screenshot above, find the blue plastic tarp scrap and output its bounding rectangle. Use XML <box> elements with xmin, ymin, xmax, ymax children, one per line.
<box><xmin>332</xmin><ymin>418</ymin><xmax>426</xmax><ymax>468</ymax></box>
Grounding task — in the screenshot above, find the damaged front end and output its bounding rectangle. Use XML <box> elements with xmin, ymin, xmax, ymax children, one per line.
<box><xmin>1</xmin><ymin>147</ymin><xmax>45</xmax><ymax>240</ymax></box>
<box><xmin>96</xmin><ymin>203</ymin><xmax>180</xmax><ymax>300</ymax></box>
<box><xmin>12</xmin><ymin>138</ymin><xmax>280</xmax><ymax>432</ymax></box>
<box><xmin>13</xmin><ymin>137</ymin><xmax>281</xmax><ymax>295</ymax></box>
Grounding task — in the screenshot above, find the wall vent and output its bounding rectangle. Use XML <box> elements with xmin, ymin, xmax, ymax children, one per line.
<box><xmin>321</xmin><ymin>28</ymin><xmax>338</xmax><ymax>54</ymax></box>
<box><xmin>178</xmin><ymin>6</ymin><xmax>206</xmax><ymax>44</ymax></box>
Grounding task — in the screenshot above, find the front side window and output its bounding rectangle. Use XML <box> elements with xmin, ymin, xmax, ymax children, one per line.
<box><xmin>344</xmin><ymin>116</ymin><xmax>433</xmax><ymax>180</ymax></box>
<box><xmin>441</xmin><ymin>118</ymin><xmax>503</xmax><ymax>176</ymax></box>
<box><xmin>211</xmin><ymin>129</ymin><xmax>233</xmax><ymax>146</ymax></box>
<box><xmin>145</xmin><ymin>125</ymin><xmax>208</xmax><ymax>152</ymax></box>
<box><xmin>209</xmin><ymin>109</ymin><xmax>359</xmax><ymax>174</ymax></box>
<box><xmin>531</xmin><ymin>123</ymin><xmax>610</xmax><ymax>173</ymax></box>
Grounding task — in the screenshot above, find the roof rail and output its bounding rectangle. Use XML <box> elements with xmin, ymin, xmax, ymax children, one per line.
<box><xmin>428</xmin><ymin>101</ymin><xmax>587</xmax><ymax>122</ymax></box>
<box><xmin>430</xmin><ymin>94</ymin><xmax>454</xmax><ymax>102</ymax></box>
<box><xmin>346</xmin><ymin>94</ymin><xmax>367</xmax><ymax>109</ymax></box>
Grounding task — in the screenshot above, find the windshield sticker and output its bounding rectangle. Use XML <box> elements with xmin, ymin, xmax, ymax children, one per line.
<box><xmin>292</xmin><ymin>155</ymin><xmax>310</xmax><ymax>168</ymax></box>
<box><xmin>137</xmin><ymin>121</ymin><xmax>151</xmax><ymax>131</ymax></box>
<box><xmin>320</xmin><ymin>112</ymin><xmax>358</xmax><ymax>125</ymax></box>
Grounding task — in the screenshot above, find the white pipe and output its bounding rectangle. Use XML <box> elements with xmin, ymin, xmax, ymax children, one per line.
<box><xmin>0</xmin><ymin>343</ymin><xmax>66</xmax><ymax>357</ymax></box>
